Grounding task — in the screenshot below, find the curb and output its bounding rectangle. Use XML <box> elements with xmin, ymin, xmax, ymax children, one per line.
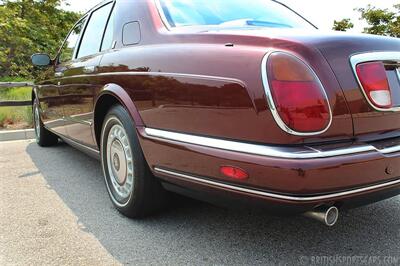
<box><xmin>0</xmin><ymin>129</ymin><xmax>35</xmax><ymax>142</ymax></box>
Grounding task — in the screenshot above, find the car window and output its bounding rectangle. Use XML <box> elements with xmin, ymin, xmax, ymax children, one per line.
<box><xmin>77</xmin><ymin>3</ymin><xmax>113</xmax><ymax>58</ymax></box>
<box><xmin>59</xmin><ymin>18</ymin><xmax>86</xmax><ymax>63</ymax></box>
<box><xmin>158</xmin><ymin>0</ymin><xmax>315</xmax><ymax>29</ymax></box>
<box><xmin>101</xmin><ymin>7</ymin><xmax>115</xmax><ymax>51</ymax></box>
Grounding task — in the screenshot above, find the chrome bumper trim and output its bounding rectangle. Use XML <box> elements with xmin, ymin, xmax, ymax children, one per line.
<box><xmin>144</xmin><ymin>128</ymin><xmax>400</xmax><ymax>159</ymax></box>
<box><xmin>155</xmin><ymin>167</ymin><xmax>400</xmax><ymax>202</ymax></box>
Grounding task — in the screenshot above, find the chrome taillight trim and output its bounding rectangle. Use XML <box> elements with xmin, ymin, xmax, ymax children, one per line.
<box><xmin>350</xmin><ymin>51</ymin><xmax>400</xmax><ymax>112</ymax></box>
<box><xmin>261</xmin><ymin>51</ymin><xmax>333</xmax><ymax>136</ymax></box>
<box><xmin>144</xmin><ymin>128</ymin><xmax>400</xmax><ymax>159</ymax></box>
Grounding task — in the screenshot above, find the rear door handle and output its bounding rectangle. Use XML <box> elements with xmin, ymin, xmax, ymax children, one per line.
<box><xmin>83</xmin><ymin>66</ymin><xmax>96</xmax><ymax>74</ymax></box>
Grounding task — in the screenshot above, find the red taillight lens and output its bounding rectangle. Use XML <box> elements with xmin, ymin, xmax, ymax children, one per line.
<box><xmin>266</xmin><ymin>52</ymin><xmax>331</xmax><ymax>134</ymax></box>
<box><xmin>356</xmin><ymin>62</ymin><xmax>392</xmax><ymax>109</ymax></box>
<box><xmin>220</xmin><ymin>166</ymin><xmax>249</xmax><ymax>180</ymax></box>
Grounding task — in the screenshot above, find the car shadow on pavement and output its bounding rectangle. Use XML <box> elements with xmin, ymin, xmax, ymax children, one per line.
<box><xmin>26</xmin><ymin>142</ymin><xmax>400</xmax><ymax>265</ymax></box>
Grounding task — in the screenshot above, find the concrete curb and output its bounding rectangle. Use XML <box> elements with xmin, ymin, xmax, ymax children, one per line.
<box><xmin>0</xmin><ymin>129</ymin><xmax>35</xmax><ymax>142</ymax></box>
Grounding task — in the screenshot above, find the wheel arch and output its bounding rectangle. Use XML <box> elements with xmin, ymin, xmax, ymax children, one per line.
<box><xmin>93</xmin><ymin>83</ymin><xmax>144</xmax><ymax>148</ymax></box>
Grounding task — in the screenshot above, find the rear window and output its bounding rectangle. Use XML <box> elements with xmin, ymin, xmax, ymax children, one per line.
<box><xmin>158</xmin><ymin>0</ymin><xmax>315</xmax><ymax>29</ymax></box>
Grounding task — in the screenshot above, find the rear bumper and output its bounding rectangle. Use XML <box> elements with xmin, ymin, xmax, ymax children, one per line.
<box><xmin>139</xmin><ymin>127</ymin><xmax>400</xmax><ymax>211</ymax></box>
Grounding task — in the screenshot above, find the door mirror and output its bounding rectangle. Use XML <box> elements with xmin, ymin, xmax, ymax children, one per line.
<box><xmin>31</xmin><ymin>53</ymin><xmax>52</xmax><ymax>67</ymax></box>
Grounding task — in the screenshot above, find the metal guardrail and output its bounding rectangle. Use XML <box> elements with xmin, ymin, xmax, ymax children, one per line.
<box><xmin>0</xmin><ymin>82</ymin><xmax>33</xmax><ymax>107</ymax></box>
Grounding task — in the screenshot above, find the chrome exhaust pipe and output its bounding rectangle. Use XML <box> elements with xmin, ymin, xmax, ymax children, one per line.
<box><xmin>304</xmin><ymin>206</ymin><xmax>339</xmax><ymax>227</ymax></box>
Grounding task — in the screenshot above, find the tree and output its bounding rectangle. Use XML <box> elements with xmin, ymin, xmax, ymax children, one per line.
<box><xmin>333</xmin><ymin>4</ymin><xmax>400</xmax><ymax>37</ymax></box>
<box><xmin>332</xmin><ymin>18</ymin><xmax>354</xmax><ymax>31</ymax></box>
<box><xmin>358</xmin><ymin>4</ymin><xmax>400</xmax><ymax>37</ymax></box>
<box><xmin>0</xmin><ymin>0</ymin><xmax>80</xmax><ymax>79</ymax></box>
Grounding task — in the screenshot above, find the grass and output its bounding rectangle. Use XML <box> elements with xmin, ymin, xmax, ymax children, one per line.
<box><xmin>0</xmin><ymin>76</ymin><xmax>32</xmax><ymax>82</ymax></box>
<box><xmin>0</xmin><ymin>86</ymin><xmax>33</xmax><ymax>129</ymax></box>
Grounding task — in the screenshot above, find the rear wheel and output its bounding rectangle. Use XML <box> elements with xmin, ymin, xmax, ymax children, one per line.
<box><xmin>33</xmin><ymin>99</ymin><xmax>58</xmax><ymax>147</ymax></box>
<box><xmin>100</xmin><ymin>105</ymin><xmax>168</xmax><ymax>218</ymax></box>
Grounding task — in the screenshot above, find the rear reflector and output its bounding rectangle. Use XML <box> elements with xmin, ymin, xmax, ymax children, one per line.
<box><xmin>220</xmin><ymin>166</ymin><xmax>249</xmax><ymax>180</ymax></box>
<box><xmin>356</xmin><ymin>62</ymin><xmax>392</xmax><ymax>109</ymax></box>
<box><xmin>266</xmin><ymin>52</ymin><xmax>331</xmax><ymax>134</ymax></box>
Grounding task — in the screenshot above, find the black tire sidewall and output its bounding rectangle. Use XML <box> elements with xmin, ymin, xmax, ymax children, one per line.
<box><xmin>33</xmin><ymin>99</ymin><xmax>58</xmax><ymax>147</ymax></box>
<box><xmin>100</xmin><ymin>105</ymin><xmax>148</xmax><ymax>215</ymax></box>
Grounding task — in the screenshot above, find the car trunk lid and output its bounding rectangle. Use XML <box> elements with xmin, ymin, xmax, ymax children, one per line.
<box><xmin>306</xmin><ymin>33</ymin><xmax>400</xmax><ymax>140</ymax></box>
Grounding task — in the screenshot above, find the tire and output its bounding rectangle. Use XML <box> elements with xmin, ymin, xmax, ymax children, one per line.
<box><xmin>100</xmin><ymin>105</ymin><xmax>168</xmax><ymax>218</ymax></box>
<box><xmin>33</xmin><ymin>99</ymin><xmax>59</xmax><ymax>147</ymax></box>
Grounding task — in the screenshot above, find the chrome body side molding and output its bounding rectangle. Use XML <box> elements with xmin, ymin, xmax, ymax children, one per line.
<box><xmin>154</xmin><ymin>167</ymin><xmax>400</xmax><ymax>202</ymax></box>
<box><xmin>55</xmin><ymin>71</ymin><xmax>246</xmax><ymax>87</ymax></box>
<box><xmin>59</xmin><ymin>135</ymin><xmax>100</xmax><ymax>160</ymax></box>
<box><xmin>144</xmin><ymin>128</ymin><xmax>400</xmax><ymax>159</ymax></box>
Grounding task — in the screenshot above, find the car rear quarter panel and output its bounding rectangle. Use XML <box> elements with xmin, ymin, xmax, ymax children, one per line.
<box><xmin>98</xmin><ymin>40</ymin><xmax>353</xmax><ymax>145</ymax></box>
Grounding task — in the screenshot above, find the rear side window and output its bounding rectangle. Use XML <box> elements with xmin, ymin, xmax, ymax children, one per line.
<box><xmin>77</xmin><ymin>3</ymin><xmax>113</xmax><ymax>58</ymax></box>
<box><xmin>101</xmin><ymin>8</ymin><xmax>115</xmax><ymax>51</ymax></box>
<box><xmin>59</xmin><ymin>18</ymin><xmax>86</xmax><ymax>63</ymax></box>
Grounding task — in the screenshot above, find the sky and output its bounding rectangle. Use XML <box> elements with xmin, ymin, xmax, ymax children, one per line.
<box><xmin>62</xmin><ymin>0</ymin><xmax>399</xmax><ymax>32</ymax></box>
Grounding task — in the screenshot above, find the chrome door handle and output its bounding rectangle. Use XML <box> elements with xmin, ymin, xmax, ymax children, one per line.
<box><xmin>83</xmin><ymin>66</ymin><xmax>96</xmax><ymax>74</ymax></box>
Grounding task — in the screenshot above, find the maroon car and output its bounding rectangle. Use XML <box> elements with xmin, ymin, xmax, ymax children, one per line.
<box><xmin>31</xmin><ymin>0</ymin><xmax>400</xmax><ymax>226</ymax></box>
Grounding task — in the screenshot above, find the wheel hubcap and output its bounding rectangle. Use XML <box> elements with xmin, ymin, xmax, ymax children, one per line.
<box><xmin>34</xmin><ymin>104</ymin><xmax>40</xmax><ymax>139</ymax></box>
<box><xmin>106</xmin><ymin>124</ymin><xmax>134</xmax><ymax>202</ymax></box>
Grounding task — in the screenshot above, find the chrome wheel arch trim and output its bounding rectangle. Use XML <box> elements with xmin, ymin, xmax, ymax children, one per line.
<box><xmin>144</xmin><ymin>128</ymin><xmax>400</xmax><ymax>159</ymax></box>
<box><xmin>154</xmin><ymin>167</ymin><xmax>400</xmax><ymax>202</ymax></box>
<box><xmin>350</xmin><ymin>51</ymin><xmax>400</xmax><ymax>112</ymax></box>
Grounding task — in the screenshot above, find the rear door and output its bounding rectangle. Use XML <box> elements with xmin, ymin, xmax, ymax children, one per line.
<box><xmin>55</xmin><ymin>1</ymin><xmax>115</xmax><ymax>147</ymax></box>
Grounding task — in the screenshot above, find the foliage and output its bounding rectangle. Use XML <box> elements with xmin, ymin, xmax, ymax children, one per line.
<box><xmin>358</xmin><ymin>4</ymin><xmax>400</xmax><ymax>37</ymax></box>
<box><xmin>333</xmin><ymin>19</ymin><xmax>354</xmax><ymax>31</ymax></box>
<box><xmin>333</xmin><ymin>4</ymin><xmax>400</xmax><ymax>37</ymax></box>
<box><xmin>0</xmin><ymin>0</ymin><xmax>80</xmax><ymax>79</ymax></box>
<box><xmin>0</xmin><ymin>86</ymin><xmax>32</xmax><ymax>128</ymax></box>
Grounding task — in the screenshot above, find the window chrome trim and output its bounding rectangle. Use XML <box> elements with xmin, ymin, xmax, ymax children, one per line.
<box><xmin>350</xmin><ymin>51</ymin><xmax>400</xmax><ymax>112</ymax></box>
<box><xmin>154</xmin><ymin>167</ymin><xmax>400</xmax><ymax>202</ymax></box>
<box><xmin>261</xmin><ymin>51</ymin><xmax>333</xmax><ymax>136</ymax></box>
<box><xmin>144</xmin><ymin>128</ymin><xmax>400</xmax><ymax>159</ymax></box>
<box><xmin>154</xmin><ymin>0</ymin><xmax>173</xmax><ymax>31</ymax></box>
<box><xmin>397</xmin><ymin>68</ymin><xmax>400</xmax><ymax>83</ymax></box>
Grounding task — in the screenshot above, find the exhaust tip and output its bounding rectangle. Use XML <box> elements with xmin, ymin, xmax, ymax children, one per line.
<box><xmin>324</xmin><ymin>206</ymin><xmax>339</xmax><ymax>227</ymax></box>
<box><xmin>304</xmin><ymin>206</ymin><xmax>339</xmax><ymax>227</ymax></box>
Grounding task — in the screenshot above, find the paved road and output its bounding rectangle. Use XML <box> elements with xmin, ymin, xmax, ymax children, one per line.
<box><xmin>1</xmin><ymin>140</ymin><xmax>399</xmax><ymax>265</ymax></box>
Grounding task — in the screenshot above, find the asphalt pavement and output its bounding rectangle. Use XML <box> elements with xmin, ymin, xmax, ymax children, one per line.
<box><xmin>1</xmin><ymin>140</ymin><xmax>399</xmax><ymax>265</ymax></box>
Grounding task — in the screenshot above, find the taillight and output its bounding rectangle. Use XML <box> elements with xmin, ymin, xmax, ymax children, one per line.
<box><xmin>356</xmin><ymin>62</ymin><xmax>392</xmax><ymax>109</ymax></box>
<box><xmin>264</xmin><ymin>52</ymin><xmax>332</xmax><ymax>135</ymax></box>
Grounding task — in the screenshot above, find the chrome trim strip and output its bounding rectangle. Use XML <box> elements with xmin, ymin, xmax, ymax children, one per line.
<box><xmin>155</xmin><ymin>167</ymin><xmax>400</xmax><ymax>202</ymax></box>
<box><xmin>261</xmin><ymin>51</ymin><xmax>333</xmax><ymax>136</ymax></box>
<box><xmin>57</xmin><ymin>71</ymin><xmax>245</xmax><ymax>85</ymax></box>
<box><xmin>380</xmin><ymin>144</ymin><xmax>400</xmax><ymax>154</ymax></box>
<box><xmin>350</xmin><ymin>51</ymin><xmax>400</xmax><ymax>112</ymax></box>
<box><xmin>145</xmin><ymin>128</ymin><xmax>400</xmax><ymax>159</ymax></box>
<box><xmin>154</xmin><ymin>0</ymin><xmax>172</xmax><ymax>31</ymax></box>
<box><xmin>59</xmin><ymin>135</ymin><xmax>100</xmax><ymax>155</ymax></box>
<box><xmin>396</xmin><ymin>67</ymin><xmax>400</xmax><ymax>83</ymax></box>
